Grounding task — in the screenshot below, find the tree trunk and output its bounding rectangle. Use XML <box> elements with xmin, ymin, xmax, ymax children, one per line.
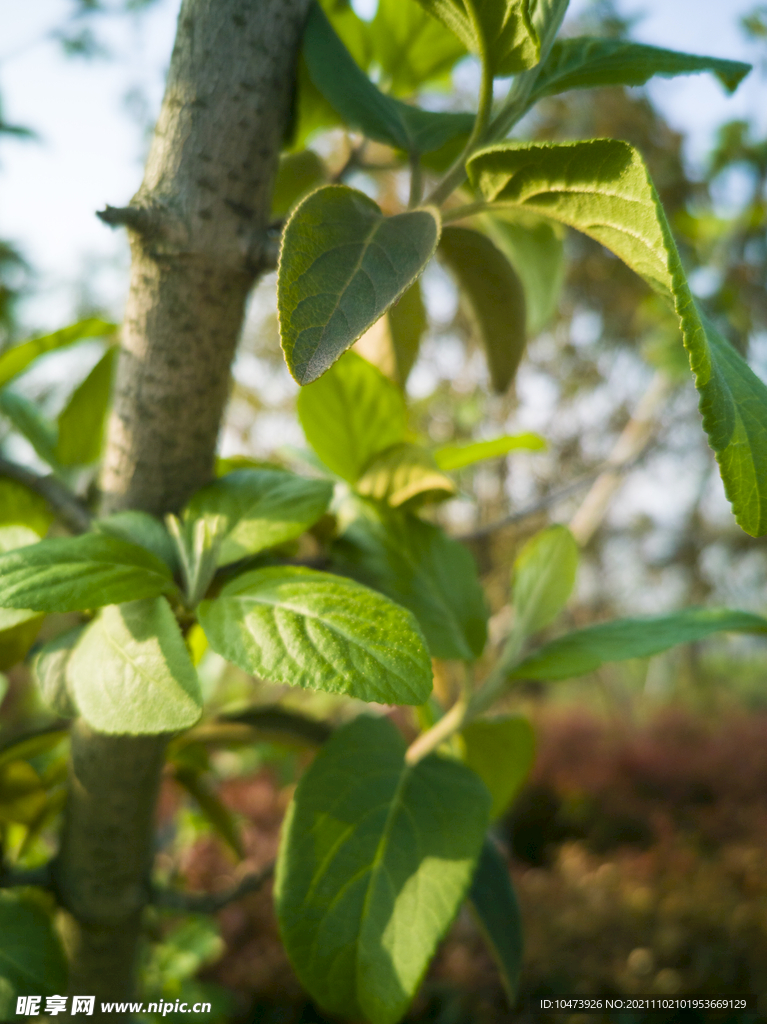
<box><xmin>54</xmin><ymin>1</ymin><xmax>310</xmax><ymax>1015</ymax></box>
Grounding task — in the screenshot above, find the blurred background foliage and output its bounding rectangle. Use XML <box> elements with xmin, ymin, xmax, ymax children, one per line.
<box><xmin>1</xmin><ymin>0</ymin><xmax>767</xmax><ymax>1020</ymax></box>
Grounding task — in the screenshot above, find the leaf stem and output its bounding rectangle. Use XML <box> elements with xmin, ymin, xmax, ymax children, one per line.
<box><xmin>408</xmin><ymin>153</ymin><xmax>424</xmax><ymax>208</ymax></box>
<box><xmin>425</xmin><ymin>1</ymin><xmax>494</xmax><ymax>208</ymax></box>
<box><xmin>152</xmin><ymin>862</ymin><xmax>274</xmax><ymax>913</ymax></box>
<box><xmin>404</xmin><ymin>696</ymin><xmax>468</xmax><ymax>765</ymax></box>
<box><xmin>441</xmin><ymin>201</ymin><xmax>492</xmax><ymax>223</ymax></box>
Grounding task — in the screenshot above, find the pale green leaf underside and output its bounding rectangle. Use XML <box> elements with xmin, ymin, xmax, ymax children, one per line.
<box><xmin>279</xmin><ymin>186</ymin><xmax>440</xmax><ymax>385</ymax></box>
<box><xmin>461</xmin><ymin>714</ymin><xmax>535</xmax><ymax>819</ymax></box>
<box><xmin>199</xmin><ymin>565</ymin><xmax>432</xmax><ymax>705</ymax></box>
<box><xmin>356</xmin><ymin>443</ymin><xmax>456</xmax><ymax>507</ymax></box>
<box><xmin>33</xmin><ymin>627</ymin><xmax>82</xmax><ymax>718</ymax></box>
<box><xmin>468</xmin><ymin>839</ymin><xmax>523</xmax><ymax>1002</ymax></box>
<box><xmin>510</xmin><ymin>606</ymin><xmax>767</xmax><ymax>682</ymax></box>
<box><xmin>0</xmin><ymin>534</ymin><xmax>177</xmax><ymax>612</ymax></box>
<box><xmin>439</xmin><ymin>226</ymin><xmax>528</xmax><ymax>393</ymax></box>
<box><xmin>468</xmin><ymin>139</ymin><xmax>767</xmax><ymax>536</ymax></box>
<box><xmin>303</xmin><ymin>3</ymin><xmax>475</xmax><ymax>155</ymax></box>
<box><xmin>413</xmin><ymin>0</ymin><xmax>539</xmax><ymax>76</ymax></box>
<box><xmin>0</xmin><ymin>893</ymin><xmax>68</xmax><ymax>1004</ymax></box>
<box><xmin>297</xmin><ymin>352</ymin><xmax>408</xmax><ymax>482</ymax></box>
<box><xmin>532</xmin><ymin>37</ymin><xmax>752</xmax><ymax>100</ymax></box>
<box><xmin>275</xmin><ymin>715</ymin><xmax>490</xmax><ymax>1024</ymax></box>
<box><xmin>334</xmin><ymin>504</ymin><xmax>488</xmax><ymax>661</ymax></box>
<box><xmin>0</xmin><ymin>318</ymin><xmax>116</xmax><ymax>390</ymax></box>
<box><xmin>68</xmin><ymin>598</ymin><xmax>202</xmax><ymax>735</ymax></box>
<box><xmin>183</xmin><ymin>468</ymin><xmax>333</xmax><ymax>565</ymax></box>
<box><xmin>435</xmin><ymin>432</ymin><xmax>546</xmax><ymax>471</ymax></box>
<box><xmin>512</xmin><ymin>524</ymin><xmax>579</xmax><ymax>636</ymax></box>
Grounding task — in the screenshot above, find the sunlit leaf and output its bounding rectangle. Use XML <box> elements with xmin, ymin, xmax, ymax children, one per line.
<box><xmin>68</xmin><ymin>598</ymin><xmax>203</xmax><ymax>735</ymax></box>
<box><xmin>468</xmin><ymin>138</ymin><xmax>767</xmax><ymax>536</ymax></box>
<box><xmin>510</xmin><ymin>606</ymin><xmax>767</xmax><ymax>681</ymax></box>
<box><xmin>356</xmin><ymin>444</ymin><xmax>457</xmax><ymax>507</ymax></box>
<box><xmin>0</xmin><ymin>478</ymin><xmax>52</xmax><ymax>536</ymax></box>
<box><xmin>435</xmin><ymin>432</ymin><xmax>546</xmax><ymax>471</ymax></box>
<box><xmin>412</xmin><ymin>0</ymin><xmax>540</xmax><ymax>76</ymax></box>
<box><xmin>297</xmin><ymin>352</ymin><xmax>408</xmax><ymax>481</ymax></box>
<box><xmin>199</xmin><ymin>566</ymin><xmax>433</xmax><ymax>705</ymax></box>
<box><xmin>372</xmin><ymin>0</ymin><xmax>468</xmax><ymax>95</ymax></box>
<box><xmin>275</xmin><ymin>715</ymin><xmax>490</xmax><ymax>1024</ymax></box>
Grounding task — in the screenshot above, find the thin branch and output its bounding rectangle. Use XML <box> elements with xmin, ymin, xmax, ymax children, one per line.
<box><xmin>459</xmin><ymin>471</ymin><xmax>601</xmax><ymax>542</ymax></box>
<box><xmin>0</xmin><ymin>863</ymin><xmax>53</xmax><ymax>890</ymax></box>
<box><xmin>152</xmin><ymin>863</ymin><xmax>274</xmax><ymax>913</ymax></box>
<box><xmin>0</xmin><ymin>455</ymin><xmax>92</xmax><ymax>533</ymax></box>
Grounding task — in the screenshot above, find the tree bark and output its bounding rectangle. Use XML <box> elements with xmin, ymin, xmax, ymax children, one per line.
<box><xmin>55</xmin><ymin>1</ymin><xmax>310</xmax><ymax>1016</ymax></box>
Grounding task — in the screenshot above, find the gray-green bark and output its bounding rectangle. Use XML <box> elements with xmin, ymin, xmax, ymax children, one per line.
<box><xmin>54</xmin><ymin>1</ymin><xmax>311</xmax><ymax>1016</ymax></box>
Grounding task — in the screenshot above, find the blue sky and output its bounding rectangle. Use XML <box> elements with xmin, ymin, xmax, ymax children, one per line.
<box><xmin>1</xmin><ymin>0</ymin><xmax>765</xmax><ymax>332</ymax></box>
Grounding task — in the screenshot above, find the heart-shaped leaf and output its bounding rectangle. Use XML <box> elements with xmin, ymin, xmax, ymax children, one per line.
<box><xmin>199</xmin><ymin>566</ymin><xmax>432</xmax><ymax>706</ymax></box>
<box><xmin>278</xmin><ymin>185</ymin><xmax>440</xmax><ymax>385</ymax></box>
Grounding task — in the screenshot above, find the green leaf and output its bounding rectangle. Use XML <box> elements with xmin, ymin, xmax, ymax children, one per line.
<box><xmin>33</xmin><ymin>627</ymin><xmax>83</xmax><ymax>718</ymax></box>
<box><xmin>413</xmin><ymin>0</ymin><xmax>540</xmax><ymax>76</ymax></box>
<box><xmin>272</xmin><ymin>149</ymin><xmax>328</xmax><ymax>218</ymax></box>
<box><xmin>356</xmin><ymin>444</ymin><xmax>457</xmax><ymax>507</ymax></box>
<box><xmin>0</xmin><ymin>318</ymin><xmax>116</xmax><ymax>389</ymax></box>
<box><xmin>55</xmin><ymin>346</ymin><xmax>115</xmax><ymax>466</ymax></box>
<box><xmin>67</xmin><ymin>598</ymin><xmax>203</xmax><ymax>735</ymax></box>
<box><xmin>275</xmin><ymin>715</ymin><xmax>491</xmax><ymax>1024</ymax></box>
<box><xmin>0</xmin><ymin>389</ymin><xmax>59</xmax><ymax>468</ymax></box>
<box><xmin>0</xmin><ymin>892</ymin><xmax>68</xmax><ymax>1010</ymax></box>
<box><xmin>94</xmin><ymin>511</ymin><xmax>179</xmax><ymax>573</ymax></box>
<box><xmin>512</xmin><ymin>524</ymin><xmax>578</xmax><ymax>637</ymax></box>
<box><xmin>439</xmin><ymin>226</ymin><xmax>527</xmax><ymax>393</ymax></box>
<box><xmin>183</xmin><ymin>468</ymin><xmax>333</xmax><ymax>565</ymax></box>
<box><xmin>435</xmin><ymin>432</ymin><xmax>546</xmax><ymax>471</ymax></box>
<box><xmin>199</xmin><ymin>565</ymin><xmax>432</xmax><ymax>705</ymax></box>
<box><xmin>0</xmin><ymin>608</ymin><xmax>44</xmax><ymax>672</ymax></box>
<box><xmin>531</xmin><ymin>37</ymin><xmax>752</xmax><ymax>101</ymax></box>
<box><xmin>481</xmin><ymin>211</ymin><xmax>565</xmax><ymax>335</ymax></box>
<box><xmin>467</xmin><ymin>138</ymin><xmax>767</xmax><ymax>536</ymax></box>
<box><xmin>0</xmin><ymin>728</ymin><xmax>68</xmax><ymax>772</ymax></box>
<box><xmin>297</xmin><ymin>352</ymin><xmax>408</xmax><ymax>481</ymax></box>
<box><xmin>279</xmin><ymin>186</ymin><xmax>440</xmax><ymax>385</ymax></box>
<box><xmin>334</xmin><ymin>504</ymin><xmax>488</xmax><ymax>660</ymax></box>
<box><xmin>303</xmin><ymin>3</ymin><xmax>475</xmax><ymax>155</ymax></box>
<box><xmin>0</xmin><ymin>533</ymin><xmax>178</xmax><ymax>612</ymax></box>
<box><xmin>461</xmin><ymin>715</ymin><xmax>535</xmax><ymax>818</ymax></box>
<box><xmin>355</xmin><ymin>280</ymin><xmax>427</xmax><ymax>388</ymax></box>
<box><xmin>0</xmin><ymin>478</ymin><xmax>52</xmax><ymax>535</ymax></box>
<box><xmin>372</xmin><ymin>0</ymin><xmax>468</xmax><ymax>95</ymax></box>
<box><xmin>468</xmin><ymin>839</ymin><xmax>523</xmax><ymax>1002</ymax></box>
<box><xmin>510</xmin><ymin>606</ymin><xmax>767</xmax><ymax>682</ymax></box>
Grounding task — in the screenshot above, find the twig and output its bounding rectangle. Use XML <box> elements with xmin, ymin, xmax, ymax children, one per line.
<box><xmin>152</xmin><ymin>863</ymin><xmax>274</xmax><ymax>913</ymax></box>
<box><xmin>459</xmin><ymin>471</ymin><xmax>601</xmax><ymax>542</ymax></box>
<box><xmin>0</xmin><ymin>456</ymin><xmax>92</xmax><ymax>533</ymax></box>
<box><xmin>97</xmin><ymin>203</ymin><xmax>157</xmax><ymax>236</ymax></box>
<box><xmin>0</xmin><ymin>863</ymin><xmax>53</xmax><ymax>890</ymax></box>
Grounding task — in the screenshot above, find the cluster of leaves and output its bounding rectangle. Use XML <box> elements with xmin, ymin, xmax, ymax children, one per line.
<box><xmin>2</xmin><ymin>0</ymin><xmax>766</xmax><ymax>1020</ymax></box>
